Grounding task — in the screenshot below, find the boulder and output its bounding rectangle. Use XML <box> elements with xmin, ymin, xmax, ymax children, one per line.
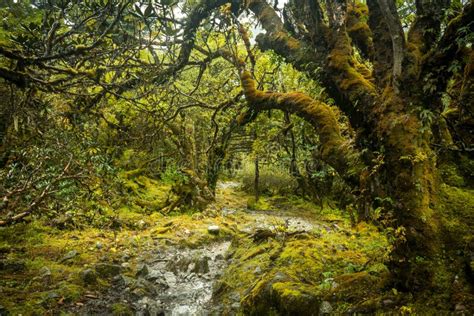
<box><xmin>95</xmin><ymin>263</ymin><xmax>121</xmax><ymax>277</ymax></box>
<box><xmin>80</xmin><ymin>268</ymin><xmax>97</xmax><ymax>285</ymax></box>
<box><xmin>207</xmin><ymin>225</ymin><xmax>220</xmax><ymax>235</ymax></box>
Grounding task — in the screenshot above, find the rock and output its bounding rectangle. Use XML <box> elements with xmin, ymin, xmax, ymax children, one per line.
<box><xmin>39</xmin><ymin>266</ymin><xmax>51</xmax><ymax>277</ymax></box>
<box><xmin>163</xmin><ymin>271</ymin><xmax>177</xmax><ymax>287</ymax></box>
<box><xmin>122</xmin><ymin>276</ymin><xmax>136</xmax><ymax>287</ymax></box>
<box><xmin>46</xmin><ymin>292</ymin><xmax>60</xmax><ymax>300</ymax></box>
<box><xmin>95</xmin><ymin>263</ymin><xmax>121</xmax><ymax>277</ymax></box>
<box><xmin>166</xmin><ymin>257</ymin><xmax>191</xmax><ymax>274</ymax></box>
<box><xmin>133</xmin><ymin>278</ymin><xmax>157</xmax><ymax>296</ymax></box>
<box><xmin>382</xmin><ymin>299</ymin><xmax>395</xmax><ymax>307</ymax></box>
<box><xmin>80</xmin><ymin>268</ymin><xmax>97</xmax><ymax>285</ymax></box>
<box><xmin>112</xmin><ymin>275</ymin><xmax>124</xmax><ymax>285</ymax></box>
<box><xmin>455</xmin><ymin>303</ymin><xmax>466</xmax><ymax>312</ymax></box>
<box><xmin>137</xmin><ymin>297</ymin><xmax>163</xmax><ymax>316</ymax></box>
<box><xmin>222</xmin><ymin>207</ymin><xmax>236</xmax><ymax>216</ymax></box>
<box><xmin>135</xmin><ymin>264</ymin><xmax>149</xmax><ymax>278</ymax></box>
<box><xmin>249</xmin><ymin>273</ymin><xmax>320</xmax><ymax>315</ymax></box>
<box><xmin>60</xmin><ymin>250</ymin><xmax>78</xmax><ymax>262</ymax></box>
<box><xmin>191</xmin><ymin>256</ymin><xmax>210</xmax><ymax>274</ymax></box>
<box><xmin>254</xmin><ymin>266</ymin><xmax>262</xmax><ymax>274</ymax></box>
<box><xmin>39</xmin><ymin>266</ymin><xmax>52</xmax><ymax>284</ymax></box>
<box><xmin>145</xmin><ymin>269</ymin><xmax>164</xmax><ymax>282</ymax></box>
<box><xmin>172</xmin><ymin>305</ymin><xmax>195</xmax><ymax>316</ymax></box>
<box><xmin>121</xmin><ymin>262</ymin><xmax>130</xmax><ymax>269</ymax></box>
<box><xmin>319</xmin><ymin>301</ymin><xmax>333</xmax><ymax>314</ymax></box>
<box><xmin>137</xmin><ymin>220</ymin><xmax>147</xmax><ymax>229</ymax></box>
<box><xmin>95</xmin><ymin>242</ymin><xmax>103</xmax><ymax>249</ymax></box>
<box><xmin>207</xmin><ymin>225</ymin><xmax>220</xmax><ymax>235</ymax></box>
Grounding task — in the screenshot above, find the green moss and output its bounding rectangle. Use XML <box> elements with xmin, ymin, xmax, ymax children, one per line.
<box><xmin>111</xmin><ymin>303</ymin><xmax>134</xmax><ymax>316</ymax></box>
<box><xmin>214</xmin><ymin>196</ymin><xmax>390</xmax><ymax>314</ymax></box>
<box><xmin>438</xmin><ymin>184</ymin><xmax>474</xmax><ymax>247</ymax></box>
<box><xmin>247</xmin><ymin>197</ymin><xmax>272</xmax><ymax>211</ymax></box>
<box><xmin>439</xmin><ymin>163</ymin><xmax>465</xmax><ymax>187</ymax></box>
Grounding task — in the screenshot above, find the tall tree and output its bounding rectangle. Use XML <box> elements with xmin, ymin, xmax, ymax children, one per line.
<box><xmin>232</xmin><ymin>0</ymin><xmax>474</xmax><ymax>289</ymax></box>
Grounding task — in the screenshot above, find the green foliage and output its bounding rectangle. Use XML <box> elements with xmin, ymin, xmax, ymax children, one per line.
<box><xmin>238</xmin><ymin>159</ymin><xmax>297</xmax><ymax>195</ymax></box>
<box><xmin>161</xmin><ymin>164</ymin><xmax>188</xmax><ymax>185</ymax></box>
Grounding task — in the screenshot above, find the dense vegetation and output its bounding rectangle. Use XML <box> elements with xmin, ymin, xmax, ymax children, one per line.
<box><xmin>0</xmin><ymin>0</ymin><xmax>473</xmax><ymax>314</ymax></box>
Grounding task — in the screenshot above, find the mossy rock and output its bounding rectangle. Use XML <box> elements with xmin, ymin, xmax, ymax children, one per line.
<box><xmin>111</xmin><ymin>303</ymin><xmax>133</xmax><ymax>316</ymax></box>
<box><xmin>94</xmin><ymin>263</ymin><xmax>122</xmax><ymax>278</ymax></box>
<box><xmin>242</xmin><ymin>272</ymin><xmax>320</xmax><ymax>315</ymax></box>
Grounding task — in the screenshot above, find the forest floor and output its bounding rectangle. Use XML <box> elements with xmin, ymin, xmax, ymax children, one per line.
<box><xmin>0</xmin><ymin>179</ymin><xmax>464</xmax><ymax>315</ymax></box>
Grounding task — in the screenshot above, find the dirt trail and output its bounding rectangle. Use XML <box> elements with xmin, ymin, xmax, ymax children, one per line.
<box><xmin>75</xmin><ymin>181</ymin><xmax>322</xmax><ymax>315</ymax></box>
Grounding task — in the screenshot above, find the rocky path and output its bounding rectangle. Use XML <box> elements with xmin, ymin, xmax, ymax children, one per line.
<box><xmin>73</xmin><ymin>182</ymin><xmax>322</xmax><ymax>315</ymax></box>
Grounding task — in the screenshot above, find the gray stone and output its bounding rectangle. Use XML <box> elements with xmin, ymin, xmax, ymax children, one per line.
<box><xmin>122</xmin><ymin>276</ymin><xmax>136</xmax><ymax>287</ymax></box>
<box><xmin>207</xmin><ymin>225</ymin><xmax>220</xmax><ymax>235</ymax></box>
<box><xmin>455</xmin><ymin>304</ymin><xmax>466</xmax><ymax>312</ymax></box>
<box><xmin>60</xmin><ymin>250</ymin><xmax>78</xmax><ymax>262</ymax></box>
<box><xmin>95</xmin><ymin>263</ymin><xmax>121</xmax><ymax>277</ymax></box>
<box><xmin>39</xmin><ymin>266</ymin><xmax>52</xmax><ymax>284</ymax></box>
<box><xmin>46</xmin><ymin>292</ymin><xmax>60</xmax><ymax>300</ymax></box>
<box><xmin>80</xmin><ymin>268</ymin><xmax>97</xmax><ymax>285</ymax></box>
<box><xmin>121</xmin><ymin>262</ymin><xmax>131</xmax><ymax>269</ymax></box>
<box><xmin>138</xmin><ymin>297</ymin><xmax>163</xmax><ymax>316</ymax></box>
<box><xmin>145</xmin><ymin>270</ymin><xmax>164</xmax><ymax>282</ymax></box>
<box><xmin>137</xmin><ymin>220</ymin><xmax>147</xmax><ymax>229</ymax></box>
<box><xmin>163</xmin><ymin>271</ymin><xmax>177</xmax><ymax>287</ymax></box>
<box><xmin>319</xmin><ymin>301</ymin><xmax>333</xmax><ymax>314</ymax></box>
<box><xmin>135</xmin><ymin>264</ymin><xmax>149</xmax><ymax>278</ymax></box>
<box><xmin>231</xmin><ymin>302</ymin><xmax>241</xmax><ymax>309</ymax></box>
<box><xmin>254</xmin><ymin>266</ymin><xmax>262</xmax><ymax>274</ymax></box>
<box><xmin>39</xmin><ymin>266</ymin><xmax>51</xmax><ymax>277</ymax></box>
<box><xmin>382</xmin><ymin>299</ymin><xmax>395</xmax><ymax>306</ymax></box>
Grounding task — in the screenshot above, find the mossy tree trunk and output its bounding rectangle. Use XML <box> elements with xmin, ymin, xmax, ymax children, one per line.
<box><xmin>235</xmin><ymin>0</ymin><xmax>474</xmax><ymax>289</ymax></box>
<box><xmin>163</xmin><ymin>121</ymin><xmax>214</xmax><ymax>212</ymax></box>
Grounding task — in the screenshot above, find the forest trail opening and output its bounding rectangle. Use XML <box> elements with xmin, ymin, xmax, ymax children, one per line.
<box><xmin>0</xmin><ymin>179</ymin><xmax>390</xmax><ymax>315</ymax></box>
<box><xmin>72</xmin><ymin>181</ymin><xmax>333</xmax><ymax>315</ymax></box>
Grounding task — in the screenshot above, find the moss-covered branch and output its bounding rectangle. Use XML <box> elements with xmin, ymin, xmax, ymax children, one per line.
<box><xmin>238</xmin><ymin>70</ymin><xmax>364</xmax><ymax>186</ymax></box>
<box><xmin>347</xmin><ymin>2</ymin><xmax>374</xmax><ymax>60</ymax></box>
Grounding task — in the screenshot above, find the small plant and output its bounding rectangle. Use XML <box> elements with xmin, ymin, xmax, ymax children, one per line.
<box><xmin>161</xmin><ymin>164</ymin><xmax>188</xmax><ymax>185</ymax></box>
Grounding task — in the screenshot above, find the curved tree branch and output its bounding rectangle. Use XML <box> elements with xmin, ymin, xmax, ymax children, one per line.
<box><xmin>238</xmin><ymin>70</ymin><xmax>364</xmax><ymax>187</ymax></box>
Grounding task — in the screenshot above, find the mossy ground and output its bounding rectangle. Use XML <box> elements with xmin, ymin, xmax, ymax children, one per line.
<box><xmin>1</xmin><ymin>177</ymin><xmax>472</xmax><ymax>314</ymax></box>
<box><xmin>214</xmin><ymin>192</ymin><xmax>394</xmax><ymax>314</ymax></box>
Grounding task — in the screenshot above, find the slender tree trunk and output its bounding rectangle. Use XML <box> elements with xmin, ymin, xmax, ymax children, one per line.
<box><xmin>253</xmin><ymin>129</ymin><xmax>260</xmax><ymax>201</ymax></box>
